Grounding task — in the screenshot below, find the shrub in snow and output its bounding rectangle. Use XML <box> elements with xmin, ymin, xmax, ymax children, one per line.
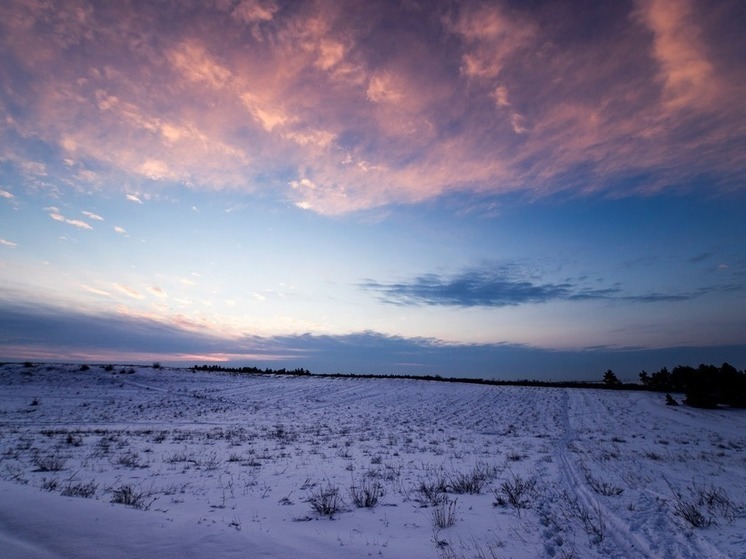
<box><xmin>349</xmin><ymin>477</ymin><xmax>384</xmax><ymax>508</ymax></box>
<box><xmin>673</xmin><ymin>500</ymin><xmax>713</xmax><ymax>528</ymax></box>
<box><xmin>111</xmin><ymin>484</ymin><xmax>151</xmax><ymax>509</ymax></box>
<box><xmin>587</xmin><ymin>476</ymin><xmax>624</xmax><ymax>497</ymax></box>
<box><xmin>431</xmin><ymin>497</ymin><xmax>458</xmax><ymax>530</ymax></box>
<box><xmin>447</xmin><ymin>463</ymin><xmax>495</xmax><ymax>494</ymax></box>
<box><xmin>32</xmin><ymin>451</ymin><xmax>67</xmax><ymax>472</ymax></box>
<box><xmin>41</xmin><ymin>477</ymin><xmax>59</xmax><ymax>492</ymax></box>
<box><xmin>114</xmin><ymin>451</ymin><xmax>143</xmax><ymax>468</ymax></box>
<box><xmin>671</xmin><ymin>483</ymin><xmax>744</xmax><ymax>526</ymax></box>
<box><xmin>494</xmin><ymin>474</ymin><xmax>537</xmax><ymax>514</ymax></box>
<box><xmin>199</xmin><ymin>452</ymin><xmax>221</xmax><ymax>470</ymax></box>
<box><xmin>66</xmin><ymin>433</ymin><xmax>83</xmax><ymax>446</ymax></box>
<box><xmin>307</xmin><ymin>482</ymin><xmax>344</xmax><ymax>518</ymax></box>
<box><xmin>416</xmin><ymin>475</ymin><xmax>449</xmax><ymax>506</ymax></box>
<box><xmin>61</xmin><ymin>481</ymin><xmax>98</xmax><ymax>498</ymax></box>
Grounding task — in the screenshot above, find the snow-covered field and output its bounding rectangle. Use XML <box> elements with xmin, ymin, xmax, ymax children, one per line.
<box><xmin>1</xmin><ymin>364</ymin><xmax>744</xmax><ymax>558</ymax></box>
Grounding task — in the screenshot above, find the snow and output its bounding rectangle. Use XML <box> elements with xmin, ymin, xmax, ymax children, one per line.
<box><xmin>1</xmin><ymin>363</ymin><xmax>744</xmax><ymax>558</ymax></box>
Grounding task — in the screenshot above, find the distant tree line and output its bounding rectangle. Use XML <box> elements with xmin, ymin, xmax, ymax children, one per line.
<box><xmin>636</xmin><ymin>363</ymin><xmax>746</xmax><ymax>408</ymax></box>
<box><xmin>191</xmin><ymin>364</ymin><xmax>311</xmax><ymax>376</ymax></box>
<box><xmin>188</xmin><ymin>362</ymin><xmax>745</xmax><ymax>409</ymax></box>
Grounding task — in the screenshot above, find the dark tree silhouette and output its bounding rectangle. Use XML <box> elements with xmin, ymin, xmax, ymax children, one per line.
<box><xmin>603</xmin><ymin>370</ymin><xmax>621</xmax><ymax>387</ymax></box>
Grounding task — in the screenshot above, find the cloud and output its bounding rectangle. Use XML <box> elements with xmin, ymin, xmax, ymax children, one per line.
<box><xmin>361</xmin><ymin>263</ymin><xmax>742</xmax><ymax>308</ymax></box>
<box><xmin>47</xmin><ymin>211</ymin><xmax>93</xmax><ymax>230</ymax></box>
<box><xmin>148</xmin><ymin>286</ymin><xmax>167</xmax><ymax>298</ymax></box>
<box><xmin>689</xmin><ymin>252</ymin><xmax>714</xmax><ymax>264</ymax></box>
<box><xmin>0</xmin><ymin>239</ymin><xmax>18</xmax><ymax>248</ymax></box>
<box><xmin>0</xmin><ymin>0</ymin><xmax>743</xmax><ymax>214</ymax></box>
<box><xmin>0</xmin><ymin>298</ymin><xmax>225</xmax><ymax>356</ymax></box>
<box><xmin>114</xmin><ymin>283</ymin><xmax>144</xmax><ymax>300</ymax></box>
<box><xmin>0</xmin><ymin>189</ymin><xmax>15</xmax><ymax>199</ymax></box>
<box><xmin>65</xmin><ymin>219</ymin><xmax>93</xmax><ymax>230</ymax></box>
<box><xmin>82</xmin><ymin>211</ymin><xmax>104</xmax><ymax>221</ymax></box>
<box><xmin>360</xmin><ymin>266</ymin><xmax>618</xmax><ymax>307</ymax></box>
<box><xmin>166</xmin><ymin>40</ymin><xmax>233</xmax><ymax>90</ymax></box>
<box><xmin>139</xmin><ymin>159</ymin><xmax>179</xmax><ymax>181</ymax></box>
<box><xmin>635</xmin><ymin>0</ymin><xmax>718</xmax><ymax>111</ymax></box>
<box><xmin>445</xmin><ymin>3</ymin><xmax>536</xmax><ymax>80</ymax></box>
<box><xmin>80</xmin><ymin>285</ymin><xmax>112</xmax><ymax>297</ymax></box>
<box><xmin>113</xmin><ymin>226</ymin><xmax>127</xmax><ymax>235</ymax></box>
<box><xmin>0</xmin><ymin>298</ymin><xmax>744</xmax><ymax>379</ymax></box>
<box><xmin>126</xmin><ymin>194</ymin><xmax>143</xmax><ymax>204</ymax></box>
<box><xmin>231</xmin><ymin>0</ymin><xmax>278</xmax><ymax>24</ymax></box>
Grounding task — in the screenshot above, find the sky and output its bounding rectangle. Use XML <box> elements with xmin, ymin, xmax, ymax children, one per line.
<box><xmin>1</xmin><ymin>0</ymin><xmax>745</xmax><ymax>381</ymax></box>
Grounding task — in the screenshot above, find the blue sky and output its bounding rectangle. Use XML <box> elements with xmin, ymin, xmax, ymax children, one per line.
<box><xmin>1</xmin><ymin>0</ymin><xmax>745</xmax><ymax>380</ymax></box>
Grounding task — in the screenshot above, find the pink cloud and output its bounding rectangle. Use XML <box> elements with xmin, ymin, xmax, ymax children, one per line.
<box><xmin>231</xmin><ymin>0</ymin><xmax>278</xmax><ymax>24</ymax></box>
<box><xmin>445</xmin><ymin>3</ymin><xmax>536</xmax><ymax>80</ymax></box>
<box><xmin>0</xmin><ymin>0</ymin><xmax>743</xmax><ymax>214</ymax></box>
<box><xmin>635</xmin><ymin>0</ymin><xmax>718</xmax><ymax>111</ymax></box>
<box><xmin>167</xmin><ymin>40</ymin><xmax>233</xmax><ymax>90</ymax></box>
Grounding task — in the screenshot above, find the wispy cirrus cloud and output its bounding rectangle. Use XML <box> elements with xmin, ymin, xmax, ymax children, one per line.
<box><xmin>0</xmin><ymin>239</ymin><xmax>18</xmax><ymax>248</ymax></box>
<box><xmin>0</xmin><ymin>0</ymin><xmax>743</xmax><ymax>214</ymax></box>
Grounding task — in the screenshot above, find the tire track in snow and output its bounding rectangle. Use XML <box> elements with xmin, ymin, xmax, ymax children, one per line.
<box><xmin>560</xmin><ymin>390</ymin><xmax>735</xmax><ymax>559</ymax></box>
<box><xmin>557</xmin><ymin>389</ymin><xmax>656</xmax><ymax>559</ymax></box>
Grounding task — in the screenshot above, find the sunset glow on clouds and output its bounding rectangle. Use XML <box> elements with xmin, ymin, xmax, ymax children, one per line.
<box><xmin>1</xmin><ymin>0</ymin><xmax>744</xmax><ymax>379</ymax></box>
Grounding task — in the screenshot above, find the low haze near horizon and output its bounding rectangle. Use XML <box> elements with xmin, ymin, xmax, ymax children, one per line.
<box><xmin>1</xmin><ymin>0</ymin><xmax>745</xmax><ymax>380</ymax></box>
